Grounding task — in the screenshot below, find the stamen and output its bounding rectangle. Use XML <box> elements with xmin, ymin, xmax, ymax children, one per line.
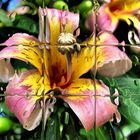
<box><xmin>66</xmin><ymin>52</ymin><xmax>72</xmax><ymax>83</ymax></box>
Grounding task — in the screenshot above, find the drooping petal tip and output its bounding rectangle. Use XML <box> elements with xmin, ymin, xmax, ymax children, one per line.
<box><xmin>2</xmin><ymin>33</ymin><xmax>40</xmax><ymax>47</ymax></box>
<box><xmin>0</xmin><ymin>45</ymin><xmax>43</xmax><ymax>74</ymax></box>
<box><xmin>96</xmin><ymin>32</ymin><xmax>132</xmax><ymax>77</ymax></box>
<box><xmin>5</xmin><ymin>70</ymin><xmax>51</xmax><ymax>130</ymax></box>
<box><xmin>60</xmin><ymin>79</ymin><xmax>119</xmax><ymax>131</ymax></box>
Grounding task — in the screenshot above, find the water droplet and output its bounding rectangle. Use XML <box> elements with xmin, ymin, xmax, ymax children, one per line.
<box><xmin>25</xmin><ymin>92</ymin><xmax>31</xmax><ymax>99</ymax></box>
<box><xmin>134</xmin><ymin>79</ymin><xmax>140</xmax><ymax>86</ymax></box>
<box><xmin>25</xmin><ymin>124</ymin><xmax>28</xmax><ymax>128</ymax></box>
<box><xmin>48</xmin><ymin>107</ymin><xmax>53</xmax><ymax>113</ymax></box>
<box><xmin>36</xmin><ymin>121</ymin><xmax>40</xmax><ymax>126</ymax></box>
<box><xmin>23</xmin><ymin>111</ymin><xmax>27</xmax><ymax>116</ymax></box>
<box><xmin>0</xmin><ymin>87</ymin><xmax>3</xmax><ymax>91</ymax></box>
<box><xmin>50</xmin><ymin>120</ymin><xmax>54</xmax><ymax>126</ymax></box>
<box><xmin>14</xmin><ymin>127</ymin><xmax>22</xmax><ymax>135</ymax></box>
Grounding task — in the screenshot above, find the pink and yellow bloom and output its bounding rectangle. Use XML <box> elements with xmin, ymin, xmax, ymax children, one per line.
<box><xmin>97</xmin><ymin>0</ymin><xmax>140</xmax><ymax>32</ymax></box>
<box><xmin>0</xmin><ymin>8</ymin><xmax>126</xmax><ymax>131</ymax></box>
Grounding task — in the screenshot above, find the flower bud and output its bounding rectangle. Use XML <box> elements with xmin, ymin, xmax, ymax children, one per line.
<box><xmin>53</xmin><ymin>1</ymin><xmax>68</xmax><ymax>10</ymax></box>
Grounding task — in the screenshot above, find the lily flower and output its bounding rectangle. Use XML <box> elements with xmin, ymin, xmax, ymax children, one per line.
<box><xmin>86</xmin><ymin>11</ymin><xmax>132</xmax><ymax>77</ymax></box>
<box><xmin>0</xmin><ymin>8</ymin><xmax>120</xmax><ymax>131</ymax></box>
<box><xmin>96</xmin><ymin>0</ymin><xmax>140</xmax><ymax>32</ymax></box>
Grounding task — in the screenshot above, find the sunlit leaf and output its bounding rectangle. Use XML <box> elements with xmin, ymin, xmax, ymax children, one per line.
<box><xmin>14</xmin><ymin>15</ymin><xmax>38</xmax><ymax>34</ymax></box>
<box><xmin>0</xmin><ymin>9</ymin><xmax>13</xmax><ymax>26</ymax></box>
<box><xmin>116</xmin><ymin>120</ymin><xmax>140</xmax><ymax>140</ymax></box>
<box><xmin>45</xmin><ymin>115</ymin><xmax>61</xmax><ymax>140</ymax></box>
<box><xmin>98</xmin><ymin>74</ymin><xmax>140</xmax><ymax>125</ymax></box>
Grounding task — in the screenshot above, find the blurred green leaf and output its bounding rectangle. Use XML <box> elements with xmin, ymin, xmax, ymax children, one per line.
<box><xmin>0</xmin><ymin>102</ymin><xmax>15</xmax><ymax>117</ymax></box>
<box><xmin>116</xmin><ymin>120</ymin><xmax>140</xmax><ymax>140</ymax></box>
<box><xmin>14</xmin><ymin>15</ymin><xmax>38</xmax><ymax>34</ymax></box>
<box><xmin>96</xmin><ymin>126</ymin><xmax>113</xmax><ymax>140</ymax></box>
<box><xmin>80</xmin><ymin>128</ymin><xmax>95</xmax><ymax>140</ymax></box>
<box><xmin>80</xmin><ymin>125</ymin><xmax>114</xmax><ymax>140</ymax></box>
<box><xmin>123</xmin><ymin>122</ymin><xmax>140</xmax><ymax>137</ymax></box>
<box><xmin>78</xmin><ymin>0</ymin><xmax>93</xmax><ymax>15</ymax></box>
<box><xmin>0</xmin><ymin>117</ymin><xmax>13</xmax><ymax>134</ymax></box>
<box><xmin>62</xmin><ymin>115</ymin><xmax>84</xmax><ymax>140</ymax></box>
<box><xmin>0</xmin><ymin>9</ymin><xmax>13</xmax><ymax>27</ymax></box>
<box><xmin>45</xmin><ymin>115</ymin><xmax>61</xmax><ymax>140</ymax></box>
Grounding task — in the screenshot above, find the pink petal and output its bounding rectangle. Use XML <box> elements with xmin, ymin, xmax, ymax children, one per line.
<box><xmin>0</xmin><ymin>45</ymin><xmax>43</xmax><ymax>74</ymax></box>
<box><xmin>86</xmin><ymin>5</ymin><xmax>118</xmax><ymax>32</ymax></box>
<box><xmin>60</xmin><ymin>79</ymin><xmax>118</xmax><ymax>131</ymax></box>
<box><xmin>96</xmin><ymin>32</ymin><xmax>132</xmax><ymax>77</ymax></box>
<box><xmin>5</xmin><ymin>70</ymin><xmax>51</xmax><ymax>130</ymax></box>
<box><xmin>2</xmin><ymin>33</ymin><xmax>40</xmax><ymax>47</ymax></box>
<box><xmin>97</xmin><ymin>31</ymin><xmax>119</xmax><ymax>45</ymax></box>
<box><xmin>97</xmin><ymin>46</ymin><xmax>132</xmax><ymax>77</ymax></box>
<box><xmin>97</xmin><ymin>4</ymin><xmax>118</xmax><ymax>32</ymax></box>
<box><xmin>85</xmin><ymin>10</ymin><xmax>95</xmax><ymax>33</ymax></box>
<box><xmin>95</xmin><ymin>81</ymin><xmax>118</xmax><ymax>127</ymax></box>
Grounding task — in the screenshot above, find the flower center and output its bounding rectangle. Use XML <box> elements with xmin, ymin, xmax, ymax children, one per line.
<box><xmin>57</xmin><ymin>32</ymin><xmax>80</xmax><ymax>54</ymax></box>
<box><xmin>58</xmin><ymin>32</ymin><xmax>76</xmax><ymax>45</ymax></box>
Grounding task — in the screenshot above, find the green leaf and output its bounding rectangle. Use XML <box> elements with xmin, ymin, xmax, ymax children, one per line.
<box><xmin>96</xmin><ymin>126</ymin><xmax>113</xmax><ymax>140</ymax></box>
<box><xmin>114</xmin><ymin>117</ymin><xmax>140</xmax><ymax>140</ymax></box>
<box><xmin>62</xmin><ymin>115</ymin><xmax>85</xmax><ymax>140</ymax></box>
<box><xmin>124</xmin><ymin>122</ymin><xmax>140</xmax><ymax>135</ymax></box>
<box><xmin>0</xmin><ymin>9</ymin><xmax>13</xmax><ymax>26</ymax></box>
<box><xmin>0</xmin><ymin>102</ymin><xmax>15</xmax><ymax>117</ymax></box>
<box><xmin>14</xmin><ymin>15</ymin><xmax>38</xmax><ymax>34</ymax></box>
<box><xmin>45</xmin><ymin>115</ymin><xmax>61</xmax><ymax>140</ymax></box>
<box><xmin>80</xmin><ymin>124</ymin><xmax>114</xmax><ymax>140</ymax></box>
<box><xmin>98</xmin><ymin>74</ymin><xmax>140</xmax><ymax>125</ymax></box>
